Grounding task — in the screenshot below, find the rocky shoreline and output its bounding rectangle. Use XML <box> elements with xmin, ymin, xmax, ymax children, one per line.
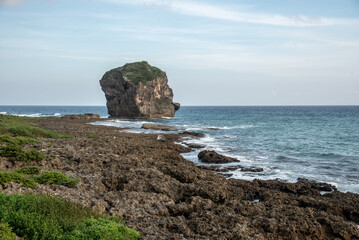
<box><xmin>1</xmin><ymin>117</ymin><xmax>359</xmax><ymax>240</ymax></box>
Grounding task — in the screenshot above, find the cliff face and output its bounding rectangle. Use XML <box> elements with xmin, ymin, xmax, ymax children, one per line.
<box><xmin>100</xmin><ymin>61</ymin><xmax>180</xmax><ymax>118</ymax></box>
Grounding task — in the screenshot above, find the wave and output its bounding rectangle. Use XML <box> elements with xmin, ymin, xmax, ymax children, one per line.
<box><xmin>0</xmin><ymin>112</ymin><xmax>7</xmax><ymax>115</ymax></box>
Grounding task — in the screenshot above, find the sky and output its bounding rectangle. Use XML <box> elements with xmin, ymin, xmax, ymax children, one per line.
<box><xmin>0</xmin><ymin>0</ymin><xmax>358</xmax><ymax>106</ymax></box>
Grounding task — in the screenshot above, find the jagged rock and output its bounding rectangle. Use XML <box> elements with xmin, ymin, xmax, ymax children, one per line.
<box><xmin>198</xmin><ymin>150</ymin><xmax>240</xmax><ymax>164</ymax></box>
<box><xmin>100</xmin><ymin>61</ymin><xmax>180</xmax><ymax>118</ymax></box>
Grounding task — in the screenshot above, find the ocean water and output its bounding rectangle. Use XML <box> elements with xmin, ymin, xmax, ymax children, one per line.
<box><xmin>1</xmin><ymin>105</ymin><xmax>358</xmax><ymax>193</ymax></box>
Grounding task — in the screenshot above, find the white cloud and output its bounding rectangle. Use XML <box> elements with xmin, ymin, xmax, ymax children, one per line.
<box><xmin>103</xmin><ymin>0</ymin><xmax>357</xmax><ymax>27</ymax></box>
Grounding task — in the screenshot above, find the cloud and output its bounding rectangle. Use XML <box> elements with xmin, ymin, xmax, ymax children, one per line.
<box><xmin>0</xmin><ymin>0</ymin><xmax>25</xmax><ymax>6</ymax></box>
<box><xmin>103</xmin><ymin>0</ymin><xmax>351</xmax><ymax>27</ymax></box>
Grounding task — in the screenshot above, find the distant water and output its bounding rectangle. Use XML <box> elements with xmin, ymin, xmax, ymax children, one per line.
<box><xmin>1</xmin><ymin>105</ymin><xmax>359</xmax><ymax>193</ymax></box>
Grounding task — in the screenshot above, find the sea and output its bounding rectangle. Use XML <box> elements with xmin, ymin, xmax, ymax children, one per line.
<box><xmin>1</xmin><ymin>105</ymin><xmax>358</xmax><ymax>194</ymax></box>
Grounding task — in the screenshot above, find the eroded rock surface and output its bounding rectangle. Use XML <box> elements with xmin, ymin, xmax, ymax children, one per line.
<box><xmin>100</xmin><ymin>61</ymin><xmax>180</xmax><ymax>118</ymax></box>
<box><xmin>2</xmin><ymin>117</ymin><xmax>359</xmax><ymax>240</ymax></box>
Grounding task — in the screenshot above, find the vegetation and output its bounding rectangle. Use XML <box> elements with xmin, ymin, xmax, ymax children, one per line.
<box><xmin>0</xmin><ymin>114</ymin><xmax>72</xmax><ymax>162</ymax></box>
<box><xmin>103</xmin><ymin>61</ymin><xmax>165</xmax><ymax>86</ymax></box>
<box><xmin>88</xmin><ymin>134</ymin><xmax>99</xmax><ymax>140</ymax></box>
<box><xmin>34</xmin><ymin>170</ymin><xmax>80</xmax><ymax>188</ymax></box>
<box><xmin>0</xmin><ymin>167</ymin><xmax>80</xmax><ymax>189</ymax></box>
<box><xmin>0</xmin><ymin>114</ymin><xmax>72</xmax><ymax>139</ymax></box>
<box><xmin>0</xmin><ymin>222</ymin><xmax>17</xmax><ymax>240</ymax></box>
<box><xmin>0</xmin><ymin>193</ymin><xmax>140</xmax><ymax>240</ymax></box>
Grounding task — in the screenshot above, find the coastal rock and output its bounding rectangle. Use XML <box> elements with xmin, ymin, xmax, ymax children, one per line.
<box><xmin>198</xmin><ymin>150</ymin><xmax>240</xmax><ymax>164</ymax></box>
<box><xmin>142</xmin><ymin>123</ymin><xmax>181</xmax><ymax>131</ymax></box>
<box><xmin>4</xmin><ymin>117</ymin><xmax>359</xmax><ymax>240</ymax></box>
<box><xmin>180</xmin><ymin>131</ymin><xmax>205</xmax><ymax>138</ymax></box>
<box><xmin>100</xmin><ymin>61</ymin><xmax>180</xmax><ymax>118</ymax></box>
<box><xmin>62</xmin><ymin>113</ymin><xmax>100</xmax><ymax>120</ymax></box>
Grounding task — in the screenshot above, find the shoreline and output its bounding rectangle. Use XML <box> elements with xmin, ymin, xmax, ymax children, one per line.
<box><xmin>1</xmin><ymin>117</ymin><xmax>359</xmax><ymax>239</ymax></box>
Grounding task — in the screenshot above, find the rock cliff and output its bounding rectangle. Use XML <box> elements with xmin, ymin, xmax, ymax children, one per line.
<box><xmin>100</xmin><ymin>61</ymin><xmax>180</xmax><ymax>118</ymax></box>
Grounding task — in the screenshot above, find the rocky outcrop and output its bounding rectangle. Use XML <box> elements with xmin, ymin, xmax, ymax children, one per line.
<box><xmin>100</xmin><ymin>61</ymin><xmax>180</xmax><ymax>118</ymax></box>
<box><xmin>198</xmin><ymin>150</ymin><xmax>240</xmax><ymax>164</ymax></box>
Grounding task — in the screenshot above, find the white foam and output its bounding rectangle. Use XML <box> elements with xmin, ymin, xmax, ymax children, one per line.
<box><xmin>0</xmin><ymin>112</ymin><xmax>7</xmax><ymax>115</ymax></box>
<box><xmin>54</xmin><ymin>113</ymin><xmax>61</xmax><ymax>117</ymax></box>
<box><xmin>174</xmin><ymin>142</ymin><xmax>187</xmax><ymax>147</ymax></box>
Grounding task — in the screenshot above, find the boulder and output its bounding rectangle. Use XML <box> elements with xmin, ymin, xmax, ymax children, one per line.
<box><xmin>198</xmin><ymin>150</ymin><xmax>240</xmax><ymax>164</ymax></box>
<box><xmin>100</xmin><ymin>61</ymin><xmax>180</xmax><ymax>118</ymax></box>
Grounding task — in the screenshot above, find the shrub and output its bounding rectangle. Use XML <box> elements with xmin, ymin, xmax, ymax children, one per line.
<box><xmin>0</xmin><ymin>143</ymin><xmax>45</xmax><ymax>162</ymax></box>
<box><xmin>0</xmin><ymin>171</ymin><xmax>37</xmax><ymax>188</ymax></box>
<box><xmin>14</xmin><ymin>166</ymin><xmax>42</xmax><ymax>175</ymax></box>
<box><xmin>63</xmin><ymin>218</ymin><xmax>141</xmax><ymax>240</ymax></box>
<box><xmin>0</xmin><ymin>222</ymin><xmax>17</xmax><ymax>240</ymax></box>
<box><xmin>34</xmin><ymin>171</ymin><xmax>80</xmax><ymax>188</ymax></box>
<box><xmin>0</xmin><ymin>193</ymin><xmax>140</xmax><ymax>240</ymax></box>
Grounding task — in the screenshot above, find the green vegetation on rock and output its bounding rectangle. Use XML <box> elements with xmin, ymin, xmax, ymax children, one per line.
<box><xmin>0</xmin><ymin>114</ymin><xmax>72</xmax><ymax>139</ymax></box>
<box><xmin>0</xmin><ymin>167</ymin><xmax>80</xmax><ymax>189</ymax></box>
<box><xmin>34</xmin><ymin>170</ymin><xmax>80</xmax><ymax>188</ymax></box>
<box><xmin>0</xmin><ymin>193</ymin><xmax>140</xmax><ymax>240</ymax></box>
<box><xmin>103</xmin><ymin>61</ymin><xmax>165</xmax><ymax>86</ymax></box>
<box><xmin>0</xmin><ymin>115</ymin><xmax>72</xmax><ymax>162</ymax></box>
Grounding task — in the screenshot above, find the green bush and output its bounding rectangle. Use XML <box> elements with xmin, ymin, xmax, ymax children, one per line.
<box><xmin>0</xmin><ymin>171</ymin><xmax>37</xmax><ymax>188</ymax></box>
<box><xmin>0</xmin><ymin>193</ymin><xmax>140</xmax><ymax>240</ymax></box>
<box><xmin>0</xmin><ymin>134</ymin><xmax>39</xmax><ymax>146</ymax></box>
<box><xmin>14</xmin><ymin>166</ymin><xmax>42</xmax><ymax>175</ymax></box>
<box><xmin>0</xmin><ymin>168</ymin><xmax>79</xmax><ymax>189</ymax></box>
<box><xmin>0</xmin><ymin>222</ymin><xmax>17</xmax><ymax>240</ymax></box>
<box><xmin>0</xmin><ymin>143</ymin><xmax>45</xmax><ymax>162</ymax></box>
<box><xmin>63</xmin><ymin>218</ymin><xmax>140</xmax><ymax>240</ymax></box>
<box><xmin>34</xmin><ymin>171</ymin><xmax>80</xmax><ymax>188</ymax></box>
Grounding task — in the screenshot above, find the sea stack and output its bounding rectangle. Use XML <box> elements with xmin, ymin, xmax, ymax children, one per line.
<box><xmin>100</xmin><ymin>61</ymin><xmax>180</xmax><ymax>118</ymax></box>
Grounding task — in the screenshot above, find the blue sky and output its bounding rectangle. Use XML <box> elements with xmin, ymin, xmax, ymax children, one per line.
<box><xmin>0</xmin><ymin>0</ymin><xmax>358</xmax><ymax>106</ymax></box>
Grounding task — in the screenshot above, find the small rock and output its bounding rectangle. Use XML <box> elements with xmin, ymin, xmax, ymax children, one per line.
<box><xmin>198</xmin><ymin>150</ymin><xmax>239</xmax><ymax>164</ymax></box>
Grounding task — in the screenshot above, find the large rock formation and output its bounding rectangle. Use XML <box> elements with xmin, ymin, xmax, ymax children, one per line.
<box><xmin>100</xmin><ymin>61</ymin><xmax>180</xmax><ymax>118</ymax></box>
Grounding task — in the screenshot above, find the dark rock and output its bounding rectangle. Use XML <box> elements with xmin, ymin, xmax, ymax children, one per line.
<box><xmin>297</xmin><ymin>178</ymin><xmax>337</xmax><ymax>192</ymax></box>
<box><xmin>100</xmin><ymin>61</ymin><xmax>180</xmax><ymax>118</ymax></box>
<box><xmin>185</xmin><ymin>143</ymin><xmax>205</xmax><ymax>149</ymax></box>
<box><xmin>240</xmin><ymin>166</ymin><xmax>264</xmax><ymax>172</ymax></box>
<box><xmin>206</xmin><ymin>127</ymin><xmax>220</xmax><ymax>130</ymax></box>
<box><xmin>216</xmin><ymin>165</ymin><xmax>242</xmax><ymax>172</ymax></box>
<box><xmin>62</xmin><ymin>113</ymin><xmax>100</xmax><ymax>120</ymax></box>
<box><xmin>142</xmin><ymin>123</ymin><xmax>181</xmax><ymax>131</ymax></box>
<box><xmin>180</xmin><ymin>131</ymin><xmax>205</xmax><ymax>138</ymax></box>
<box><xmin>198</xmin><ymin>150</ymin><xmax>240</xmax><ymax>164</ymax></box>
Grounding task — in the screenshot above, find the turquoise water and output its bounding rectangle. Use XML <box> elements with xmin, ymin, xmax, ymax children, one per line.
<box><xmin>1</xmin><ymin>105</ymin><xmax>358</xmax><ymax>193</ymax></box>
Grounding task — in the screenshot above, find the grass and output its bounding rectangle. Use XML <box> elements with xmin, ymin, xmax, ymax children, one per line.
<box><xmin>102</xmin><ymin>61</ymin><xmax>165</xmax><ymax>86</ymax></box>
<box><xmin>0</xmin><ymin>114</ymin><xmax>72</xmax><ymax>139</ymax></box>
<box><xmin>0</xmin><ymin>167</ymin><xmax>80</xmax><ymax>189</ymax></box>
<box><xmin>0</xmin><ymin>114</ymin><xmax>72</xmax><ymax>162</ymax></box>
<box><xmin>0</xmin><ymin>193</ymin><xmax>140</xmax><ymax>240</ymax></box>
